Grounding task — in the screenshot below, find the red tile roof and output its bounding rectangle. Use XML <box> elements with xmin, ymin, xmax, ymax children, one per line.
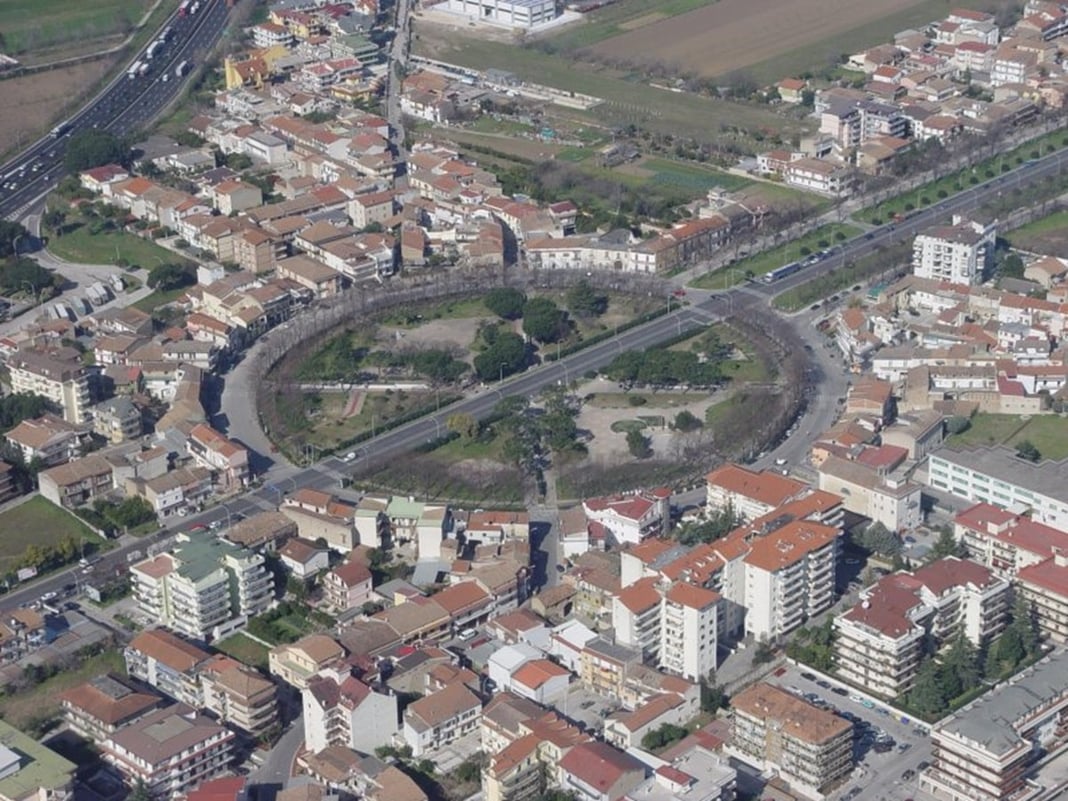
<box><xmin>616</xmin><ymin>576</ymin><xmax>661</xmax><ymax>613</ymax></box>
<box><xmin>706</xmin><ymin>464</ymin><xmax>806</xmax><ymax>508</ymax></box>
<box><xmin>559</xmin><ymin>741</ymin><xmax>643</xmax><ymax>792</ymax></box>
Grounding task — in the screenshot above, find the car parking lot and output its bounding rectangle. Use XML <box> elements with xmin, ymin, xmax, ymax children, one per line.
<box><xmin>770</xmin><ymin>663</ymin><xmax>934</xmax><ymax>801</ymax></box>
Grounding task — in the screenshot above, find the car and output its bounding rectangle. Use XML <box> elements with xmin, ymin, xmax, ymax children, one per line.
<box><xmin>343</xmin><ymin>451</ymin><xmax>357</xmax><ymax>462</ymax></box>
<box><xmin>810</xmin><ymin>304</ymin><xmax>821</xmax><ymax>311</ymax></box>
<box><xmin>672</xmin><ymin>289</ymin><xmax>686</xmax><ymax>298</ymax></box>
<box><xmin>786</xmin><ymin>685</ymin><xmax>801</xmax><ymax>695</ymax></box>
<box><xmin>864</xmin><ymin>232</ymin><xmax>875</xmax><ymax>240</ymax></box>
<box><xmin>833</xmin><ymin>686</ymin><xmax>849</xmax><ymax>696</ymax></box>
<box><xmin>917</xmin><ymin>761</ymin><xmax>930</xmax><ymax>771</ymax></box>
<box><xmin>800</xmin><ymin>672</ymin><xmax>816</xmax><ymax>681</ymax></box>
<box><xmin>209</xmin><ymin>520</ymin><xmax>223</xmax><ymax>531</ymax></box>
<box><xmin>816</xmin><ymin>679</ymin><xmax>831</xmax><ymax>689</ymax></box>
<box><xmin>902</xmin><ymin>769</ymin><xmax>916</xmax><ymax>781</ymax></box>
<box><xmin>41</xmin><ymin>591</ymin><xmax>57</xmax><ymax>601</ymax></box>
<box><xmin>861</xmin><ymin>700</ymin><xmax>875</xmax><ymax>709</ymax></box>
<box><xmin>898</xmin><ymin>742</ymin><xmax>911</xmax><ymax>753</ymax></box>
<box><xmin>189</xmin><ymin>524</ymin><xmax>208</xmax><ymax>533</ymax></box>
<box><xmin>78</xmin><ymin>558</ymin><xmax>90</xmax><ymax>568</ymax></box>
<box><xmin>775</xmin><ymin>458</ymin><xmax>788</xmax><ymax>466</ymax></box>
<box><xmin>457</xmin><ymin>628</ymin><xmax>478</xmax><ymax>641</ymax></box>
<box><xmin>82</xmin><ymin>566</ymin><xmax>93</xmax><ymax>574</ymax></box>
<box><xmin>555</xmin><ymin>564</ymin><xmax>566</xmax><ymax>573</ymax></box>
<box><xmin>905</xmin><ymin>535</ymin><xmax>916</xmax><ymax>543</ymax></box>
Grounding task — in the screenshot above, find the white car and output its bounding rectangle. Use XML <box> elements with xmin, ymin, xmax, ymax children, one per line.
<box><xmin>343</xmin><ymin>451</ymin><xmax>357</xmax><ymax>462</ymax></box>
<box><xmin>774</xmin><ymin>458</ymin><xmax>787</xmax><ymax>466</ymax></box>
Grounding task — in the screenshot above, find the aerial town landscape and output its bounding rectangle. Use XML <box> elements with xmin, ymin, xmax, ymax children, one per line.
<box><xmin>7</xmin><ymin>0</ymin><xmax>1068</xmax><ymax>799</ymax></box>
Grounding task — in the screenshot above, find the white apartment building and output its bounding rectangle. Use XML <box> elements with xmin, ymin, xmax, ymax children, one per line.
<box><xmin>818</xmin><ymin>456</ymin><xmax>923</xmax><ymax>532</ymax></box>
<box><xmin>834</xmin><ymin>557</ymin><xmax>1009</xmax><ymax>698</ymax></box>
<box><xmin>912</xmin><ymin>215</ymin><xmax>997</xmax><ymax>285</ymax></box>
<box><xmin>705</xmin><ymin>464</ymin><xmax>808</xmax><ymax>521</ymax></box>
<box><xmin>402</xmin><ymin>682</ymin><xmax>482</xmax><ymax>756</ymax></box>
<box><xmin>613</xmin><ymin>578</ymin><xmax>720</xmax><ymax>682</ymax></box>
<box><xmin>920</xmin><ymin>650</ymin><xmax>1068</xmax><ymax>801</ymax></box>
<box><xmin>743</xmin><ymin>520</ymin><xmax>840</xmax><ymax>641</ymax></box>
<box><xmin>928</xmin><ymin>446</ymin><xmax>1068</xmax><ymax>533</ymax></box>
<box><xmin>953</xmin><ymin>502</ymin><xmax>1068</xmax><ymax>579</ymax></box>
<box><xmin>129</xmin><ymin>532</ymin><xmax>273</xmax><ymax>641</ymax></box>
<box><xmin>9</xmin><ymin>352</ymin><xmax>91</xmax><ymax>423</ymax></box>
<box><xmin>303</xmin><ymin>666</ymin><xmax>399</xmax><ymax>755</ymax></box>
<box><xmin>783</xmin><ymin>157</ymin><xmax>852</xmax><ymax>196</ymax></box>
<box><xmin>728</xmin><ymin>683</ymin><xmax>853</xmax><ymax>798</ymax></box>
<box><xmin>582</xmin><ymin>490</ymin><xmax>671</xmax><ymax>546</ymax></box>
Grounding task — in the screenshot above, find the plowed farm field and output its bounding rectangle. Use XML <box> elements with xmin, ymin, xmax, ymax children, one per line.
<box><xmin>590</xmin><ymin>0</ymin><xmax>956</xmax><ymax>77</ymax></box>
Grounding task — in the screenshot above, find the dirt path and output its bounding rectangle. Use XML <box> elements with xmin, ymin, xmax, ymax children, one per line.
<box><xmin>342</xmin><ymin>389</ymin><xmax>366</xmax><ymax>419</ymax></box>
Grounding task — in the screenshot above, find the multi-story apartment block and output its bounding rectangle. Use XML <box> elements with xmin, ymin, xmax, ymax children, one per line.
<box><xmin>268</xmin><ymin>634</ymin><xmax>346</xmax><ymax>691</ymax></box>
<box><xmin>322</xmin><ymin>559</ymin><xmax>374</xmax><ymax>614</ymax></box>
<box><xmin>580</xmin><ymin>638</ymin><xmax>643</xmax><ymax>698</ymax></box>
<box><xmin>728</xmin><ymin>683</ymin><xmax>853</xmax><ymax>797</ymax></box>
<box><xmin>199</xmin><ymin>655</ymin><xmax>279</xmax><ymax>737</ymax></box>
<box><xmin>125</xmin><ymin>629</ymin><xmax>211</xmax><ymax>707</ymax></box>
<box><xmin>9</xmin><ymin>351</ymin><xmax>91</xmax><ymax>423</ymax></box>
<box><xmin>912</xmin><ymin>216</ymin><xmax>997</xmax><ymax>285</ymax></box>
<box><xmin>59</xmin><ymin>674</ymin><xmax>164</xmax><ymax>741</ymax></box>
<box><xmin>834</xmin><ymin>557</ymin><xmax>1009</xmax><ymax>697</ymax></box>
<box><xmin>783</xmin><ymin>157</ymin><xmax>853</xmax><ymax>197</ymax></box>
<box><xmin>954</xmin><ymin>502</ymin><xmax>1068</xmax><ymax>579</ymax></box>
<box><xmin>402</xmin><ymin>681</ymin><xmax>482</xmax><ymax>756</ymax></box>
<box><xmin>187</xmin><ymin>423</ymin><xmax>250</xmax><ymax>490</ymax></box>
<box><xmin>38</xmin><ymin>453</ymin><xmax>114</xmax><ymax>509</ymax></box>
<box><xmin>928</xmin><ymin>446</ymin><xmax>1068</xmax><ymax>533</ymax></box>
<box><xmin>612</xmin><ymin>579</ymin><xmax>720</xmax><ymax>682</ymax></box>
<box><xmin>742</xmin><ymin>520</ymin><xmax>840</xmax><ymax>641</ymax></box>
<box><xmin>100</xmin><ymin>704</ymin><xmax>235</xmax><ymax>798</ymax></box>
<box><xmin>303</xmin><ymin>665</ymin><xmax>399</xmax><ymax>755</ymax></box>
<box><xmin>129</xmin><ymin>533</ymin><xmax>273</xmax><ymax>641</ymax></box>
<box><xmin>129</xmin><ymin>466</ymin><xmax>214</xmax><ymax>520</ymax></box>
<box><xmin>582</xmin><ymin>489</ymin><xmax>671</xmax><ymax>546</ymax></box>
<box><xmin>818</xmin><ymin>455</ymin><xmax>923</xmax><ymax>533</ymax></box>
<box><xmin>3</xmin><ymin>414</ymin><xmax>86</xmax><ymax>466</ymax></box>
<box><xmin>1017</xmin><ymin>552</ymin><xmax>1068</xmax><ymax>643</ymax></box>
<box><xmin>705</xmin><ymin>465</ymin><xmax>808</xmax><ymax>521</ymax></box>
<box><xmin>920</xmin><ymin>650</ymin><xmax>1068</xmax><ymax>801</ymax></box>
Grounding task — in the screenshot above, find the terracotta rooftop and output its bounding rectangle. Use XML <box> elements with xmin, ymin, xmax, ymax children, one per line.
<box><xmin>706</xmin><ymin>464</ymin><xmax>806</xmax><ymax>508</ymax></box>
<box><xmin>616</xmin><ymin>576</ymin><xmax>661</xmax><ymax>613</ymax></box>
<box><xmin>559</xmin><ymin>741</ymin><xmax>643</xmax><ymax>792</ymax></box>
<box><xmin>732</xmin><ymin>682</ymin><xmax>852</xmax><ymax>745</ymax></box>
<box><xmin>743</xmin><ymin>520</ymin><xmax>840</xmax><ymax>573</ymax></box>
<box><xmin>128</xmin><ymin>628</ymin><xmax>211</xmax><ymax>672</ymax></box>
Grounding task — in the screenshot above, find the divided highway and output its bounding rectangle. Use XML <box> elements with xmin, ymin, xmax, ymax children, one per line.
<box><xmin>0</xmin><ymin>0</ymin><xmax>230</xmax><ymax>221</ymax></box>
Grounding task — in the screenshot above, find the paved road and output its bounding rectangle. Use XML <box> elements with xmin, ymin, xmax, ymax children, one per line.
<box><xmin>1</xmin><ymin>0</ymin><xmax>230</xmax><ymax>221</ymax></box>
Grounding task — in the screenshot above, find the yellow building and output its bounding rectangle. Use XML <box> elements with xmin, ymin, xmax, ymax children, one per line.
<box><xmin>223</xmin><ymin>45</ymin><xmax>289</xmax><ymax>90</ymax></box>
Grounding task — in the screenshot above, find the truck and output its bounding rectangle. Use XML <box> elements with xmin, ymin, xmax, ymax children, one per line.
<box><xmin>49</xmin><ymin>121</ymin><xmax>71</xmax><ymax>138</ymax></box>
<box><xmin>175</xmin><ymin>60</ymin><xmax>191</xmax><ymax>79</ymax></box>
<box><xmin>145</xmin><ymin>40</ymin><xmax>161</xmax><ymax>60</ymax></box>
<box><xmin>127</xmin><ymin>60</ymin><xmax>143</xmax><ymax>78</ymax></box>
<box><xmin>178</xmin><ymin>0</ymin><xmax>190</xmax><ymax>15</ymax></box>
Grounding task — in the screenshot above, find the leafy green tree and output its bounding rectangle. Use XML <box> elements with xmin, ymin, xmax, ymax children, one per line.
<box><xmin>225</xmin><ymin>152</ymin><xmax>253</xmax><ymax>170</ymax></box>
<box><xmin>565</xmin><ymin>280</ymin><xmax>608</xmax><ymax>316</ymax></box>
<box><xmin>522</xmin><ymin>297</ymin><xmax>568</xmax><ymax>344</ymax></box>
<box><xmin>147</xmin><ymin>262</ymin><xmax>196</xmax><ymax>291</ymax></box>
<box><xmin>64</xmin><ymin>130</ymin><xmax>129</xmax><ymax>172</ymax></box>
<box><xmin>999</xmin><ymin>253</ymin><xmax>1025</xmax><ymax>279</ymax></box>
<box><xmin>941</xmin><ymin>633</ymin><xmax>978</xmax><ymax>699</ymax></box>
<box><xmin>855</xmin><ymin>521</ymin><xmax>902</xmax><ymax>556</ymax></box>
<box><xmin>626</xmin><ymin>428</ymin><xmax>652</xmax><ymax>458</ymax></box>
<box><xmin>0</xmin><ymin>393</ymin><xmax>50</xmax><ymax>432</ymax></box>
<box><xmin>928</xmin><ymin>526</ymin><xmax>966</xmax><ymax>561</ymax></box>
<box><xmin>946</xmin><ymin>415</ymin><xmax>971</xmax><ymax>435</ymax></box>
<box><xmin>1010</xmin><ymin>592</ymin><xmax>1040</xmax><ymax>657</ymax></box>
<box><xmin>128</xmin><ymin>779</ymin><xmax>152</xmax><ymax>801</ymax></box>
<box><xmin>676</xmin><ymin>504</ymin><xmax>741</xmax><ymax>545</ymax></box>
<box><xmin>674</xmin><ymin>410</ymin><xmax>703</xmax><ymax>432</ymax></box>
<box><xmin>447</xmin><ymin>413</ymin><xmax>479</xmax><ymax>440</ymax></box>
<box><xmin>1016</xmin><ymin>439</ymin><xmax>1041</xmax><ymax>462</ymax></box>
<box><xmin>751</xmin><ymin>640</ymin><xmax>775</xmax><ymax>665</ymax></box>
<box><xmin>484</xmin><ymin>288</ymin><xmax>527</xmax><ymax>320</ymax></box>
<box><xmin>473</xmin><ymin>331</ymin><xmax>527</xmax><ymax>380</ymax></box>
<box><xmin>0</xmin><ymin>221</ymin><xmax>29</xmax><ymax>257</ymax></box>
<box><xmin>907</xmin><ymin>659</ymin><xmax>947</xmax><ymax>717</ymax></box>
<box><xmin>700</xmin><ymin>677</ymin><xmax>727</xmax><ymax>712</ymax></box>
<box><xmin>0</xmin><ymin>257</ymin><xmax>57</xmax><ymax>297</ymax></box>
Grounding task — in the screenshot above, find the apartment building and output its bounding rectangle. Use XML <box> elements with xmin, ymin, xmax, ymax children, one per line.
<box><xmin>187</xmin><ymin>423</ymin><xmax>251</xmax><ymax>490</ymax></box>
<box><xmin>818</xmin><ymin>455</ymin><xmax>923</xmax><ymax>532</ymax></box>
<box><xmin>199</xmin><ymin>655</ymin><xmax>279</xmax><ymax>737</ymax></box>
<box><xmin>9</xmin><ymin>351</ymin><xmax>91</xmax><ymax>423</ymax></box>
<box><xmin>402</xmin><ymin>681</ymin><xmax>482</xmax><ymax>756</ymax></box>
<box><xmin>612</xmin><ymin>579</ymin><xmax>720</xmax><ymax>682</ymax></box>
<box><xmin>834</xmin><ymin>557</ymin><xmax>1009</xmax><ymax>698</ymax></box>
<box><xmin>269</xmin><ymin>634</ymin><xmax>346</xmax><ymax>691</ymax></box>
<box><xmin>101</xmin><ymin>704</ymin><xmax>235</xmax><ymax>798</ymax></box>
<box><xmin>623</xmin><ymin>744</ymin><xmax>736</xmax><ymax>801</ymax></box>
<box><xmin>323</xmin><ymin>559</ymin><xmax>373</xmax><ymax>614</ymax></box>
<box><xmin>728</xmin><ymin>683</ymin><xmax>853</xmax><ymax>797</ymax></box>
<box><xmin>280</xmin><ymin>490</ymin><xmax>356</xmax><ymax>551</ymax></box>
<box><xmin>953</xmin><ymin>503</ymin><xmax>1068</xmax><ymax>579</ymax></box>
<box><xmin>705</xmin><ymin>465</ymin><xmax>808</xmax><ymax>521</ymax></box>
<box><xmin>129</xmin><ymin>466</ymin><xmax>214</xmax><ymax>520</ymax></box>
<box><xmin>928</xmin><ymin>446</ymin><xmax>1068</xmax><ymax>533</ymax></box>
<box><xmin>125</xmin><ymin>629</ymin><xmax>210</xmax><ymax>708</ymax></box>
<box><xmin>303</xmin><ymin>665</ymin><xmax>399</xmax><ymax>756</ymax></box>
<box><xmin>38</xmin><ymin>453</ymin><xmax>114</xmax><ymax>509</ymax></box>
<box><xmin>743</xmin><ymin>520</ymin><xmax>841</xmax><ymax>641</ymax></box>
<box><xmin>783</xmin><ymin>157</ymin><xmax>853</xmax><ymax>196</ymax></box>
<box><xmin>580</xmin><ymin>638</ymin><xmax>643</xmax><ymax>698</ymax></box>
<box><xmin>4</xmin><ymin>414</ymin><xmax>86</xmax><ymax>466</ymax></box>
<box><xmin>0</xmin><ymin>719</ymin><xmax>76</xmax><ymax>801</ymax></box>
<box><xmin>59</xmin><ymin>674</ymin><xmax>164</xmax><ymax>741</ymax></box>
<box><xmin>559</xmin><ymin>741</ymin><xmax>646</xmax><ymax>801</ymax></box>
<box><xmin>1017</xmin><ymin>552</ymin><xmax>1068</xmax><ymax>642</ymax></box>
<box><xmin>920</xmin><ymin>650</ymin><xmax>1068</xmax><ymax>801</ymax></box>
<box><xmin>129</xmin><ymin>533</ymin><xmax>273</xmax><ymax>641</ymax></box>
<box><xmin>912</xmin><ymin>216</ymin><xmax>997</xmax><ymax>285</ymax></box>
<box><xmin>582</xmin><ymin>490</ymin><xmax>671</xmax><ymax>546</ymax></box>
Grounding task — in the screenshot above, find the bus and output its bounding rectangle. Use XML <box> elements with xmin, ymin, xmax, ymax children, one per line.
<box><xmin>49</xmin><ymin>121</ymin><xmax>72</xmax><ymax>138</ymax></box>
<box><xmin>763</xmin><ymin>262</ymin><xmax>803</xmax><ymax>284</ymax></box>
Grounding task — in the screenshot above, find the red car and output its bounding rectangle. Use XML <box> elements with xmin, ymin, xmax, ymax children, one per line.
<box><xmin>188</xmin><ymin>524</ymin><xmax>208</xmax><ymax>533</ymax></box>
<box><xmin>672</xmin><ymin>289</ymin><xmax>686</xmax><ymax>297</ymax></box>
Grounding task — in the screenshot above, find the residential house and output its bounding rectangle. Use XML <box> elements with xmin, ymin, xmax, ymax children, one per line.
<box><xmin>59</xmin><ymin>674</ymin><xmax>164</xmax><ymax>741</ymax></box>
<box><xmin>269</xmin><ymin>634</ymin><xmax>346</xmax><ymax>690</ymax></box>
<box><xmin>187</xmin><ymin>423</ymin><xmax>250</xmax><ymax>490</ymax></box>
<box><xmin>303</xmin><ymin>665</ymin><xmax>399</xmax><ymax>755</ymax></box>
<box><xmin>558</xmin><ymin>741</ymin><xmax>646</xmax><ymax>801</ymax></box>
<box><xmin>4</xmin><ymin>413</ymin><xmax>86</xmax><ymax>466</ymax></box>
<box><xmin>281</xmin><ymin>490</ymin><xmax>356</xmax><ymax>550</ymax></box>
<box><xmin>323</xmin><ymin>560</ymin><xmax>374</xmax><ymax>614</ymax></box>
<box><xmin>278</xmin><ymin>537</ymin><xmax>330</xmax><ymax>580</ymax></box>
<box><xmin>402</xmin><ymin>681</ymin><xmax>482</xmax><ymax>756</ymax></box>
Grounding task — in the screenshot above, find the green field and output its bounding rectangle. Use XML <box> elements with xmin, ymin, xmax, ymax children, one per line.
<box><xmin>692</xmin><ymin>224</ymin><xmax>860</xmax><ymax>289</ymax></box>
<box><xmin>0</xmin><ymin>0</ymin><xmax>147</xmax><ymax>55</ymax></box>
<box><xmin>772</xmin><ymin>243</ymin><xmax>911</xmax><ymax>312</ymax></box>
<box><xmin>46</xmin><ymin>225</ymin><xmax>176</xmax><ymax>269</ymax></box>
<box><xmin>1005</xmin><ymin>210</ymin><xmax>1068</xmax><ymax>256</ymax></box>
<box><xmin>949</xmin><ymin>414</ymin><xmax>1068</xmax><ymax>460</ymax></box>
<box><xmin>0</xmin><ymin>496</ymin><xmax>104</xmax><ymax>574</ymax></box>
<box><xmin>416</xmin><ymin>33</ymin><xmax>807</xmax><ymax>145</ymax></box>
<box><xmin>132</xmin><ymin>285</ymin><xmax>190</xmax><ymax>313</ymax></box>
<box><xmin>548</xmin><ymin>0</ymin><xmax>718</xmax><ymax>51</ymax></box>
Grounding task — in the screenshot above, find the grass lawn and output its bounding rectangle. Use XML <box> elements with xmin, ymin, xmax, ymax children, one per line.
<box><xmin>704</xmin><ymin>392</ymin><xmax>746</xmax><ymax>427</ymax></box>
<box><xmin>691</xmin><ymin>224</ymin><xmax>861</xmax><ymax>289</ymax></box>
<box><xmin>0</xmin><ymin>649</ymin><xmax>125</xmax><ymax>732</ymax></box>
<box><xmin>46</xmin><ymin>225</ymin><xmax>176</xmax><ymax>269</ymax></box>
<box><xmin>302</xmin><ymin>390</ymin><xmax>439</xmax><ymax>450</ymax></box>
<box><xmin>549</xmin><ymin>0</ymin><xmax>718</xmax><ymax>51</ymax></box>
<box><xmin>949</xmin><ymin>413</ymin><xmax>1068</xmax><ymax>460</ymax></box>
<box><xmin>1005</xmin><ymin>209</ymin><xmax>1068</xmax><ymax>256</ymax></box>
<box><xmin>214</xmin><ymin>633</ymin><xmax>270</xmax><ymax>671</ymax></box>
<box><xmin>0</xmin><ymin>496</ymin><xmax>106</xmax><ymax>574</ymax></box>
<box><xmin>132</xmin><ymin>286</ymin><xmax>190</xmax><ymax>313</ymax></box>
<box><xmin>433</xmin><ymin>431</ymin><xmax>511</xmax><ymax>462</ymax></box>
<box><xmin>587</xmin><ymin>392</ymin><xmax>700</xmax><ymax>409</ymax></box>
<box><xmin>375</xmin><ymin>296</ymin><xmax>491</xmax><ymax>327</ymax></box>
<box><xmin>0</xmin><ymin>0</ymin><xmax>146</xmax><ymax>55</ymax></box>
<box><xmin>640</xmin><ymin>158</ymin><xmax>752</xmax><ymax>193</ymax></box>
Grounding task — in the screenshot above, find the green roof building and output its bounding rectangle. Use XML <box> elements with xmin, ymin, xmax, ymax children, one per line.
<box><xmin>0</xmin><ymin>719</ymin><xmax>76</xmax><ymax>801</ymax></box>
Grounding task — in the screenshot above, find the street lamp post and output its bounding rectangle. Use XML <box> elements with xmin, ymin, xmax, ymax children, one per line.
<box><xmin>499</xmin><ymin>362</ymin><xmax>507</xmax><ymax>383</ymax></box>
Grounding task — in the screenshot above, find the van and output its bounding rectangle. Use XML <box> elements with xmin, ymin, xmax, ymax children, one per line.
<box><xmin>457</xmin><ymin>628</ymin><xmax>477</xmax><ymax>641</ymax></box>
